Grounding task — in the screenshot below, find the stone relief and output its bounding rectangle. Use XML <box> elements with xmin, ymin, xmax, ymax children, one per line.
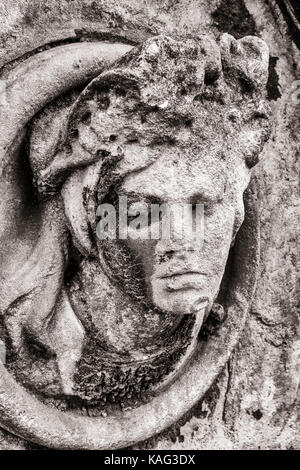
<box><xmin>0</xmin><ymin>9</ymin><xmax>296</xmax><ymax>447</ymax></box>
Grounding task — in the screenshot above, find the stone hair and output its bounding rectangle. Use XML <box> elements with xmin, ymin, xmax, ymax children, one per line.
<box><xmin>30</xmin><ymin>34</ymin><xmax>271</xmax><ymax>197</ymax></box>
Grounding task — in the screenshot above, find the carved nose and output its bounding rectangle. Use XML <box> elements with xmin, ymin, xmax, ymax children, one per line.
<box><xmin>157</xmin><ymin>244</ymin><xmax>196</xmax><ymax>263</ymax></box>
<box><xmin>167</xmin><ymin>202</ymin><xmax>203</xmax><ymax>243</ymax></box>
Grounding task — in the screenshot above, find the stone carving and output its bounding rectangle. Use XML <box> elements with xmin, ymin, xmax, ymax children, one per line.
<box><xmin>0</xmin><ymin>33</ymin><xmax>271</xmax><ymax>448</ymax></box>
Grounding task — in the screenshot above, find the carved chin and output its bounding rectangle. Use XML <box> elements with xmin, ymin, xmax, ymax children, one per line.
<box><xmin>150</xmin><ymin>275</ymin><xmax>212</xmax><ymax>316</ymax></box>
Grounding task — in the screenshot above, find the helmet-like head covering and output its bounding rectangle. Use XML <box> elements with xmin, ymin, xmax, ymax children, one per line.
<box><xmin>29</xmin><ymin>34</ymin><xmax>271</xmax><ymax>198</ymax></box>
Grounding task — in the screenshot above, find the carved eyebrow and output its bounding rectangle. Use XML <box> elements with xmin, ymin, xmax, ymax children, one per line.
<box><xmin>188</xmin><ymin>189</ymin><xmax>225</xmax><ymax>204</ymax></box>
<box><xmin>116</xmin><ymin>189</ymin><xmax>224</xmax><ymax>206</ymax></box>
<box><xmin>117</xmin><ymin>178</ymin><xmax>226</xmax><ymax>204</ymax></box>
<box><xmin>116</xmin><ymin>190</ymin><xmax>163</xmax><ymax>205</ymax></box>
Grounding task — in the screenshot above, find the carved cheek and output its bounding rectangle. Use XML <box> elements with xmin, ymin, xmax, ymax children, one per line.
<box><xmin>124</xmin><ymin>236</ymin><xmax>157</xmax><ymax>285</ymax></box>
<box><xmin>203</xmin><ymin>205</ymin><xmax>235</xmax><ymax>267</ymax></box>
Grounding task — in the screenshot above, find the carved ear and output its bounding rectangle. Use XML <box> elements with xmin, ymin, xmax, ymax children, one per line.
<box><xmin>220</xmin><ymin>33</ymin><xmax>269</xmax><ymax>93</ymax></box>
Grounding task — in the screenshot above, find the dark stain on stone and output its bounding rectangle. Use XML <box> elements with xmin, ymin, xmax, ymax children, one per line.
<box><xmin>252</xmin><ymin>409</ymin><xmax>263</xmax><ymax>420</ymax></box>
<box><xmin>275</xmin><ymin>0</ymin><xmax>300</xmax><ymax>50</ymax></box>
<box><xmin>200</xmin><ymin>303</ymin><xmax>227</xmax><ymax>339</ymax></box>
<box><xmin>267</xmin><ymin>56</ymin><xmax>281</xmax><ymax>101</ymax></box>
<box><xmin>212</xmin><ymin>0</ymin><xmax>256</xmax><ymax>38</ymax></box>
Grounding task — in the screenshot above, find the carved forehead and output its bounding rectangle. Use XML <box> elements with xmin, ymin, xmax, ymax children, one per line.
<box><xmin>118</xmin><ymin>152</ymin><xmax>228</xmax><ymax>203</ymax></box>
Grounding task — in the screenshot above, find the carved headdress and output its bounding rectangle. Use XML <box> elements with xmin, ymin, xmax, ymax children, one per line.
<box><xmin>27</xmin><ymin>34</ymin><xmax>272</xmax><ymax>258</ymax></box>
<box><xmin>30</xmin><ymin>34</ymin><xmax>271</xmax><ymax>197</ymax></box>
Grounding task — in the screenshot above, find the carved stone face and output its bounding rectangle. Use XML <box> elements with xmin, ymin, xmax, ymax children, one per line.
<box><xmin>116</xmin><ymin>150</ymin><xmax>242</xmax><ymax>317</ymax></box>
<box><xmin>59</xmin><ymin>33</ymin><xmax>270</xmax><ymax>325</ymax></box>
<box><xmin>3</xmin><ymin>33</ymin><xmax>271</xmax><ymax>399</ymax></box>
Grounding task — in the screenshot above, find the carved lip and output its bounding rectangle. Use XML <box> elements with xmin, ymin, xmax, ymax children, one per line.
<box><xmin>163</xmin><ymin>272</ymin><xmax>207</xmax><ymax>292</ymax></box>
<box><xmin>159</xmin><ymin>270</ymin><xmax>206</xmax><ymax>279</ymax></box>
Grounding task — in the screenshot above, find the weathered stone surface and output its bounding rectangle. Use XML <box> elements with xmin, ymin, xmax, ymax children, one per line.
<box><xmin>0</xmin><ymin>0</ymin><xmax>299</xmax><ymax>450</ymax></box>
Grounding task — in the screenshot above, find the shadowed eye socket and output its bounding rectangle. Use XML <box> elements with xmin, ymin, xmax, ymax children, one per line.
<box><xmin>186</xmin><ymin>200</ymin><xmax>215</xmax><ymax>219</ymax></box>
<box><xmin>188</xmin><ymin>195</ymin><xmax>215</xmax><ymax>214</ymax></box>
